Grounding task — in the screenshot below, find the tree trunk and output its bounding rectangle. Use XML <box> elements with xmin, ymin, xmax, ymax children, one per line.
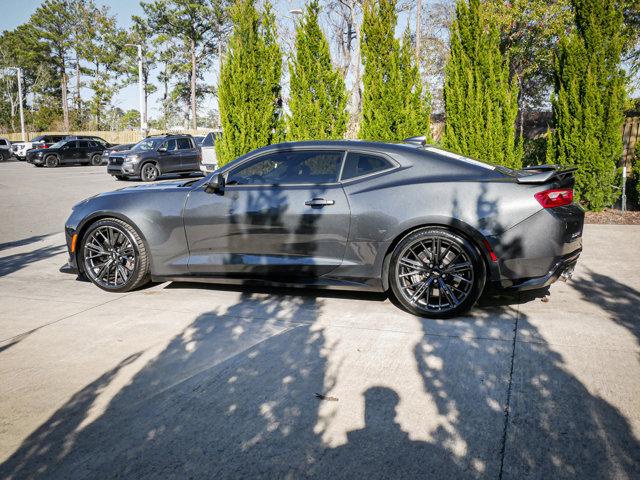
<box><xmin>415</xmin><ymin>0</ymin><xmax>421</xmax><ymax>60</ymax></box>
<box><xmin>75</xmin><ymin>53</ymin><xmax>81</xmax><ymax>119</ymax></box>
<box><xmin>61</xmin><ymin>67</ymin><xmax>69</xmax><ymax>132</ymax></box>
<box><xmin>190</xmin><ymin>38</ymin><xmax>197</xmax><ymax>130</ymax></box>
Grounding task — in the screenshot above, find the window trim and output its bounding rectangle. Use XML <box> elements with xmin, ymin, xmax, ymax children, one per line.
<box><xmin>338</xmin><ymin>149</ymin><xmax>399</xmax><ymax>183</ymax></box>
<box><xmin>224</xmin><ymin>148</ymin><xmax>348</xmax><ymax>188</ymax></box>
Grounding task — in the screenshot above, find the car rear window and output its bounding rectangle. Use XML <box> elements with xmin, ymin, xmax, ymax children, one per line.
<box><xmin>78</xmin><ymin>141</ymin><xmax>90</xmax><ymax>148</ymax></box>
<box><xmin>202</xmin><ymin>133</ymin><xmax>215</xmax><ymax>147</ymax></box>
<box><xmin>341</xmin><ymin>152</ymin><xmax>393</xmax><ymax>180</ymax></box>
<box><xmin>0</xmin><ymin>139</ymin><xmax>6</xmax><ymax>146</ymax></box>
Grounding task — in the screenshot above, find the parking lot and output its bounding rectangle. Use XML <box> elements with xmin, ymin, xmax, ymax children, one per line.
<box><xmin>0</xmin><ymin>161</ymin><xmax>639</xmax><ymax>478</ymax></box>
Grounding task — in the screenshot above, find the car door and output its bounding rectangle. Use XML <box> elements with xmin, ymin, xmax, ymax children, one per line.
<box><xmin>61</xmin><ymin>141</ymin><xmax>80</xmax><ymax>163</ymax></box>
<box><xmin>158</xmin><ymin>138</ymin><xmax>181</xmax><ymax>173</ymax></box>
<box><xmin>183</xmin><ymin>149</ymin><xmax>350</xmax><ymax>278</ymax></box>
<box><xmin>77</xmin><ymin>140</ymin><xmax>91</xmax><ymax>162</ymax></box>
<box><xmin>200</xmin><ymin>133</ymin><xmax>217</xmax><ymax>169</ymax></box>
<box><xmin>177</xmin><ymin>137</ymin><xmax>198</xmax><ymax>171</ymax></box>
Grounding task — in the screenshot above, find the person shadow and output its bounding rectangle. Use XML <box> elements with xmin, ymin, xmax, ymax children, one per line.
<box><xmin>309</xmin><ymin>386</ymin><xmax>466</xmax><ymax>479</ymax></box>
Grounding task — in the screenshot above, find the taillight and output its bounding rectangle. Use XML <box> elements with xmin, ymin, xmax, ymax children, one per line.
<box><xmin>42</xmin><ymin>145</ymin><xmax>49</xmax><ymax>148</ymax></box>
<box><xmin>534</xmin><ymin>189</ymin><xmax>573</xmax><ymax>208</ymax></box>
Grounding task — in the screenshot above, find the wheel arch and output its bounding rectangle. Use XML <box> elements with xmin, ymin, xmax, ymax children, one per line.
<box><xmin>380</xmin><ymin>219</ymin><xmax>497</xmax><ymax>291</ymax></box>
<box><xmin>74</xmin><ymin>211</ymin><xmax>153</xmax><ymax>275</ymax></box>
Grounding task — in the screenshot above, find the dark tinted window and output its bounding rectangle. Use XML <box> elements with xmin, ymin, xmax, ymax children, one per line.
<box><xmin>177</xmin><ymin>138</ymin><xmax>193</xmax><ymax>149</ymax></box>
<box><xmin>341</xmin><ymin>152</ymin><xmax>393</xmax><ymax>180</ymax></box>
<box><xmin>88</xmin><ymin>141</ymin><xmax>99</xmax><ymax>148</ymax></box>
<box><xmin>64</xmin><ymin>141</ymin><xmax>78</xmax><ymax>149</ymax></box>
<box><xmin>228</xmin><ymin>150</ymin><xmax>344</xmax><ymax>185</ymax></box>
<box><xmin>202</xmin><ymin>133</ymin><xmax>215</xmax><ymax>147</ymax></box>
<box><xmin>78</xmin><ymin>140</ymin><xmax>90</xmax><ymax>148</ymax></box>
<box><xmin>0</xmin><ymin>139</ymin><xmax>6</xmax><ymax>145</ymax></box>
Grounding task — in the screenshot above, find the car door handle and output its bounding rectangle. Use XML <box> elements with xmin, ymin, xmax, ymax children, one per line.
<box><xmin>305</xmin><ymin>198</ymin><xmax>335</xmax><ymax>207</ymax></box>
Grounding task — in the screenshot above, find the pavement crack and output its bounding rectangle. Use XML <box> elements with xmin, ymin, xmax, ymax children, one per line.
<box><xmin>498</xmin><ymin>301</ymin><xmax>519</xmax><ymax>480</ymax></box>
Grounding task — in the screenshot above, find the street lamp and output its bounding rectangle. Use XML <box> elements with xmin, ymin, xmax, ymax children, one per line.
<box><xmin>125</xmin><ymin>44</ymin><xmax>147</xmax><ymax>139</ymax></box>
<box><xmin>7</xmin><ymin>67</ymin><xmax>26</xmax><ymax>142</ymax></box>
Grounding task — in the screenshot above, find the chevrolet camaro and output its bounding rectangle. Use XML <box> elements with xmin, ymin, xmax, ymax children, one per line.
<box><xmin>63</xmin><ymin>140</ymin><xmax>584</xmax><ymax>317</ymax></box>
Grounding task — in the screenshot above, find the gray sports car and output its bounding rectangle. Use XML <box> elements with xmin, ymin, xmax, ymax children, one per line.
<box><xmin>63</xmin><ymin>140</ymin><xmax>584</xmax><ymax>317</ymax></box>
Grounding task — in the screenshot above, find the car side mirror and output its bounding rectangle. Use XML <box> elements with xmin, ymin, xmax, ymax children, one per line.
<box><xmin>204</xmin><ymin>173</ymin><xmax>225</xmax><ymax>194</ymax></box>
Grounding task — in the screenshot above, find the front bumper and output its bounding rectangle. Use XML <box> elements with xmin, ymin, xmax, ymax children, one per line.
<box><xmin>26</xmin><ymin>154</ymin><xmax>44</xmax><ymax>165</ymax></box>
<box><xmin>107</xmin><ymin>162</ymin><xmax>138</xmax><ymax>176</ymax></box>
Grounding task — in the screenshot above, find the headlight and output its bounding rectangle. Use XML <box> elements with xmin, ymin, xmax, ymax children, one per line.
<box><xmin>36</xmin><ymin>151</ymin><xmax>44</xmax><ymax>157</ymax></box>
<box><xmin>124</xmin><ymin>154</ymin><xmax>140</xmax><ymax>163</ymax></box>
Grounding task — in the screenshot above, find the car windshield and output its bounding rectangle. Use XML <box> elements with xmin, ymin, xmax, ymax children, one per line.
<box><xmin>130</xmin><ymin>138</ymin><xmax>161</xmax><ymax>152</ymax></box>
<box><xmin>49</xmin><ymin>140</ymin><xmax>67</xmax><ymax>149</ymax></box>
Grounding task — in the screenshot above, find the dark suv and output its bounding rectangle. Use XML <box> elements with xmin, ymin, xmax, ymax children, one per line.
<box><xmin>107</xmin><ymin>134</ymin><xmax>201</xmax><ymax>181</ymax></box>
<box><xmin>26</xmin><ymin>139</ymin><xmax>106</xmax><ymax>167</ymax></box>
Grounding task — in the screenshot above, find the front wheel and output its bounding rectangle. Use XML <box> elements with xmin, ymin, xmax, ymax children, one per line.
<box><xmin>45</xmin><ymin>155</ymin><xmax>59</xmax><ymax>168</ymax></box>
<box><xmin>90</xmin><ymin>154</ymin><xmax>103</xmax><ymax>166</ymax></box>
<box><xmin>389</xmin><ymin>228</ymin><xmax>485</xmax><ymax>318</ymax></box>
<box><xmin>80</xmin><ymin>218</ymin><xmax>150</xmax><ymax>292</ymax></box>
<box><xmin>140</xmin><ymin>163</ymin><xmax>159</xmax><ymax>182</ymax></box>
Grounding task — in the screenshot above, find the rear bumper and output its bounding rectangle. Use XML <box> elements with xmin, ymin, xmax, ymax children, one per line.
<box><xmin>498</xmin><ymin>249</ymin><xmax>580</xmax><ymax>291</ymax></box>
<box><xmin>489</xmin><ymin>203</ymin><xmax>584</xmax><ymax>288</ymax></box>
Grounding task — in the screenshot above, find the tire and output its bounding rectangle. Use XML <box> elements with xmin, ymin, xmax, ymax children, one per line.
<box><xmin>80</xmin><ymin>218</ymin><xmax>150</xmax><ymax>293</ymax></box>
<box><xmin>45</xmin><ymin>155</ymin><xmax>59</xmax><ymax>168</ymax></box>
<box><xmin>389</xmin><ymin>227</ymin><xmax>485</xmax><ymax>318</ymax></box>
<box><xmin>90</xmin><ymin>154</ymin><xmax>102</xmax><ymax>166</ymax></box>
<box><xmin>114</xmin><ymin>175</ymin><xmax>127</xmax><ymax>181</ymax></box>
<box><xmin>140</xmin><ymin>162</ymin><xmax>160</xmax><ymax>182</ymax></box>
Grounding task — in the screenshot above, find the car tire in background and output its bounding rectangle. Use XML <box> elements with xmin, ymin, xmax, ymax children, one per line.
<box><xmin>90</xmin><ymin>154</ymin><xmax>102</xmax><ymax>166</ymax></box>
<box><xmin>140</xmin><ymin>162</ymin><xmax>160</xmax><ymax>182</ymax></box>
<box><xmin>389</xmin><ymin>227</ymin><xmax>486</xmax><ymax>318</ymax></box>
<box><xmin>114</xmin><ymin>175</ymin><xmax>127</xmax><ymax>181</ymax></box>
<box><xmin>45</xmin><ymin>155</ymin><xmax>59</xmax><ymax>168</ymax></box>
<box><xmin>80</xmin><ymin>218</ymin><xmax>151</xmax><ymax>293</ymax></box>
<box><xmin>0</xmin><ymin>151</ymin><xmax>7</xmax><ymax>162</ymax></box>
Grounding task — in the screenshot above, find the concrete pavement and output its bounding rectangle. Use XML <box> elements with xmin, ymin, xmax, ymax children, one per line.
<box><xmin>0</xmin><ymin>162</ymin><xmax>639</xmax><ymax>479</ymax></box>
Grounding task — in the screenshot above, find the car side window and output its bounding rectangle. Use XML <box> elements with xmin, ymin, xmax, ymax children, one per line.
<box><xmin>227</xmin><ymin>150</ymin><xmax>344</xmax><ymax>186</ymax></box>
<box><xmin>177</xmin><ymin>138</ymin><xmax>193</xmax><ymax>150</ymax></box>
<box><xmin>0</xmin><ymin>139</ymin><xmax>6</xmax><ymax>146</ymax></box>
<box><xmin>78</xmin><ymin>141</ymin><xmax>90</xmax><ymax>148</ymax></box>
<box><xmin>161</xmin><ymin>139</ymin><xmax>177</xmax><ymax>151</ymax></box>
<box><xmin>88</xmin><ymin>141</ymin><xmax>99</xmax><ymax>148</ymax></box>
<box><xmin>341</xmin><ymin>152</ymin><xmax>394</xmax><ymax>180</ymax></box>
<box><xmin>201</xmin><ymin>133</ymin><xmax>214</xmax><ymax>147</ymax></box>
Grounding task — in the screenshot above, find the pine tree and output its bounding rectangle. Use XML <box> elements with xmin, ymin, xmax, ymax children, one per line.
<box><xmin>287</xmin><ymin>0</ymin><xmax>348</xmax><ymax>141</ymax></box>
<box><xmin>547</xmin><ymin>0</ymin><xmax>625</xmax><ymax>210</ymax></box>
<box><xmin>442</xmin><ymin>0</ymin><xmax>521</xmax><ymax>169</ymax></box>
<box><xmin>216</xmin><ymin>0</ymin><xmax>283</xmax><ymax>166</ymax></box>
<box><xmin>359</xmin><ymin>0</ymin><xmax>431</xmax><ymax>142</ymax></box>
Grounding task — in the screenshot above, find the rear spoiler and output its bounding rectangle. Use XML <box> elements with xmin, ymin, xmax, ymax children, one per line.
<box><xmin>516</xmin><ymin>164</ymin><xmax>577</xmax><ymax>185</ymax></box>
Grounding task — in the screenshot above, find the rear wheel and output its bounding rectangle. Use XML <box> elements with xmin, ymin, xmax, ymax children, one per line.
<box><xmin>80</xmin><ymin>218</ymin><xmax>150</xmax><ymax>292</ymax></box>
<box><xmin>389</xmin><ymin>227</ymin><xmax>485</xmax><ymax>318</ymax></box>
<box><xmin>114</xmin><ymin>175</ymin><xmax>127</xmax><ymax>181</ymax></box>
<box><xmin>45</xmin><ymin>155</ymin><xmax>59</xmax><ymax>168</ymax></box>
<box><xmin>140</xmin><ymin>162</ymin><xmax>159</xmax><ymax>182</ymax></box>
<box><xmin>90</xmin><ymin>154</ymin><xmax>102</xmax><ymax>166</ymax></box>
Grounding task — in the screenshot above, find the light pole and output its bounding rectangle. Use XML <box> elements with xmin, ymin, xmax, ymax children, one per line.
<box><xmin>8</xmin><ymin>67</ymin><xmax>26</xmax><ymax>142</ymax></box>
<box><xmin>125</xmin><ymin>44</ymin><xmax>147</xmax><ymax>139</ymax></box>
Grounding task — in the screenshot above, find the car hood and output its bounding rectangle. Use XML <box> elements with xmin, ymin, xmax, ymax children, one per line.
<box><xmin>73</xmin><ymin>179</ymin><xmax>193</xmax><ymax>209</ymax></box>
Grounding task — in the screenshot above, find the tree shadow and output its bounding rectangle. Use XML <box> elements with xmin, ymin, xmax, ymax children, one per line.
<box><xmin>570</xmin><ymin>267</ymin><xmax>640</xmax><ymax>343</ymax></box>
<box><xmin>0</xmin><ymin>244</ymin><xmax>65</xmax><ymax>277</ymax></box>
<box><xmin>0</xmin><ymin>234</ymin><xmax>53</xmax><ymax>252</ymax></box>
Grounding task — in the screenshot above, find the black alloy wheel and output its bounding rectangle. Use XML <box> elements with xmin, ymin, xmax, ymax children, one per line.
<box><xmin>45</xmin><ymin>155</ymin><xmax>59</xmax><ymax>168</ymax></box>
<box><xmin>81</xmin><ymin>218</ymin><xmax>150</xmax><ymax>292</ymax></box>
<box><xmin>389</xmin><ymin>227</ymin><xmax>485</xmax><ymax>318</ymax></box>
<box><xmin>141</xmin><ymin>163</ymin><xmax>159</xmax><ymax>182</ymax></box>
<box><xmin>90</xmin><ymin>154</ymin><xmax>103</xmax><ymax>166</ymax></box>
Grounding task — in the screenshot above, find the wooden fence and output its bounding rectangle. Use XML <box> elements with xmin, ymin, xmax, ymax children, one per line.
<box><xmin>3</xmin><ymin>129</ymin><xmax>213</xmax><ymax>144</ymax></box>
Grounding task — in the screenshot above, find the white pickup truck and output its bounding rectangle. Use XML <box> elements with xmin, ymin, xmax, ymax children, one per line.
<box><xmin>199</xmin><ymin>131</ymin><xmax>222</xmax><ymax>174</ymax></box>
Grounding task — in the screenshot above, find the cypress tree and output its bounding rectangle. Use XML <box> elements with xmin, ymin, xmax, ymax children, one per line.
<box><xmin>216</xmin><ymin>0</ymin><xmax>283</xmax><ymax>166</ymax></box>
<box><xmin>287</xmin><ymin>0</ymin><xmax>348</xmax><ymax>141</ymax></box>
<box><xmin>359</xmin><ymin>0</ymin><xmax>431</xmax><ymax>142</ymax></box>
<box><xmin>547</xmin><ymin>0</ymin><xmax>625</xmax><ymax>210</ymax></box>
<box><xmin>442</xmin><ymin>0</ymin><xmax>521</xmax><ymax>169</ymax></box>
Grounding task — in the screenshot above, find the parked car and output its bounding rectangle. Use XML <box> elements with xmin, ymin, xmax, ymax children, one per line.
<box><xmin>199</xmin><ymin>131</ymin><xmax>221</xmax><ymax>174</ymax></box>
<box><xmin>10</xmin><ymin>135</ymin><xmax>67</xmax><ymax>160</ymax></box>
<box><xmin>0</xmin><ymin>137</ymin><xmax>11</xmax><ymax>161</ymax></box>
<box><xmin>101</xmin><ymin>143</ymin><xmax>135</xmax><ymax>165</ymax></box>
<box><xmin>63</xmin><ymin>140</ymin><xmax>584</xmax><ymax>318</ymax></box>
<box><xmin>26</xmin><ymin>139</ymin><xmax>106</xmax><ymax>167</ymax></box>
<box><xmin>64</xmin><ymin>135</ymin><xmax>114</xmax><ymax>148</ymax></box>
<box><xmin>194</xmin><ymin>135</ymin><xmax>205</xmax><ymax>146</ymax></box>
<box><xmin>107</xmin><ymin>134</ymin><xmax>201</xmax><ymax>181</ymax></box>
